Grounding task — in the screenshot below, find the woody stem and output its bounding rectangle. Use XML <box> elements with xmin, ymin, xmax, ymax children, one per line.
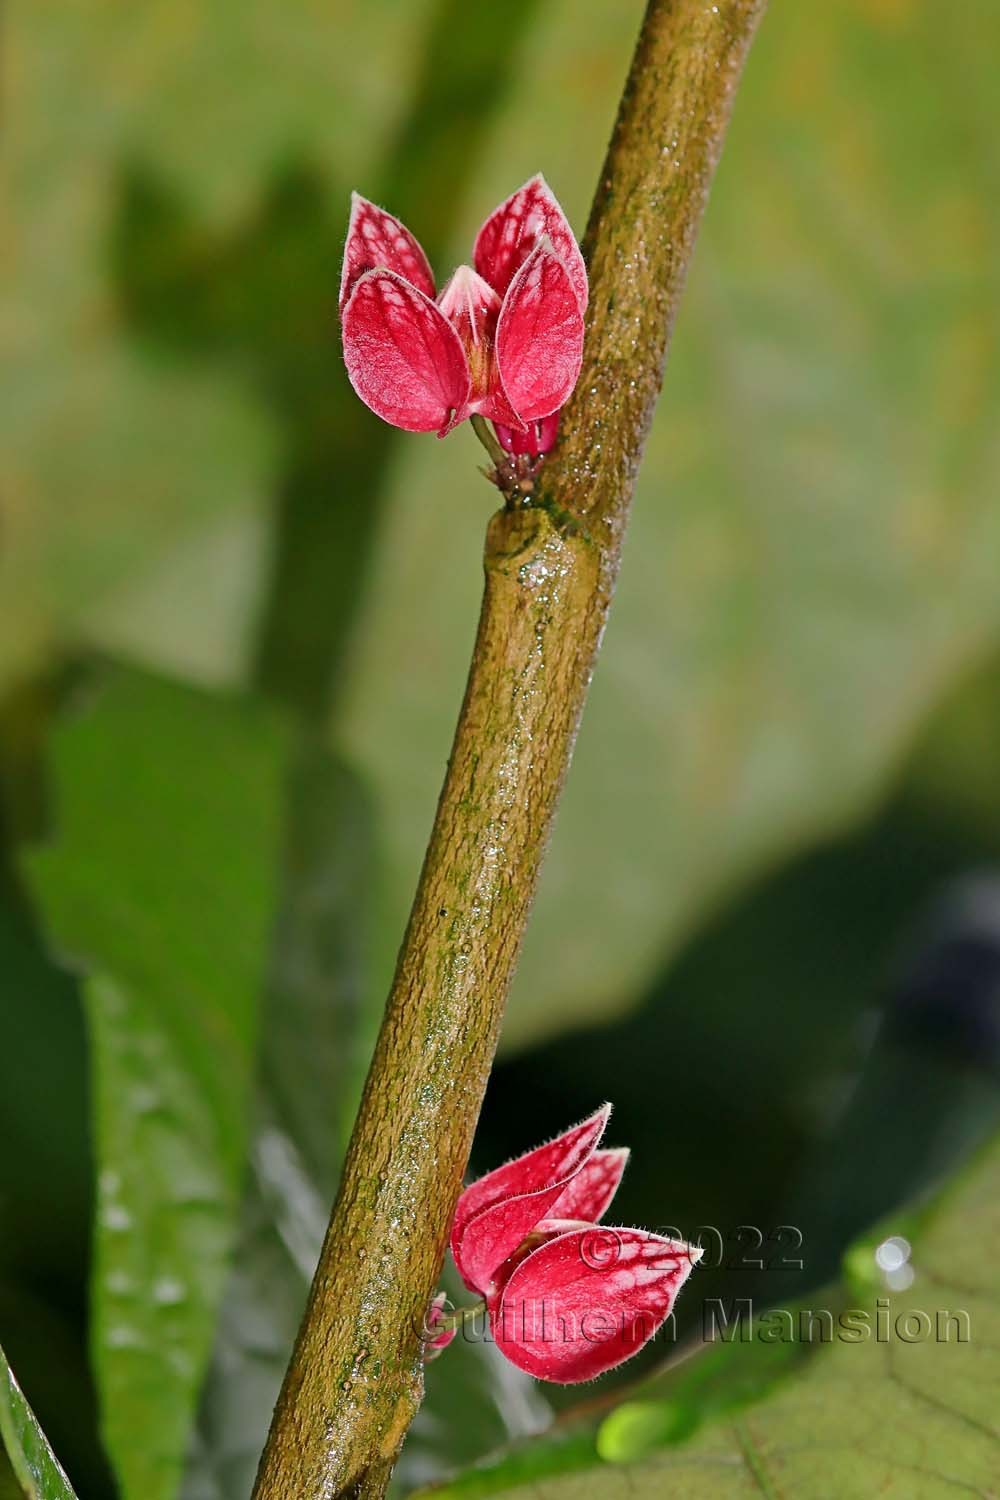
<box><xmin>251</xmin><ymin>2</ymin><xmax>766</xmax><ymax>1497</ymax></box>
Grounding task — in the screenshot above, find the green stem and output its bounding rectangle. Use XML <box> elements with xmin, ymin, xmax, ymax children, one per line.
<box><xmin>252</xmin><ymin>2</ymin><xmax>766</xmax><ymax>1495</ymax></box>
<box><xmin>470</xmin><ymin>413</ymin><xmax>507</xmax><ymax>469</ymax></box>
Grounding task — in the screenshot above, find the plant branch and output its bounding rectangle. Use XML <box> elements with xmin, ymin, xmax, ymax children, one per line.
<box><xmin>251</xmin><ymin>1</ymin><xmax>765</xmax><ymax>1495</ymax></box>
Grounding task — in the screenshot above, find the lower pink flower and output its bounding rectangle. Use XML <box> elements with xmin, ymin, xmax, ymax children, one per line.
<box><xmin>441</xmin><ymin>1105</ymin><xmax>700</xmax><ymax>1383</ymax></box>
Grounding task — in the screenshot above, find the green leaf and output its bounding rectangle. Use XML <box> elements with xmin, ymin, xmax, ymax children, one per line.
<box><xmin>23</xmin><ymin>666</ymin><xmax>286</xmax><ymax>1500</ymax></box>
<box><xmin>3</xmin><ymin>0</ymin><xmax>549</xmax><ymax>707</ymax></box>
<box><xmin>1</xmin><ymin>0</ymin><xmax>446</xmax><ymax>696</ymax></box>
<box><xmin>0</xmin><ymin>1343</ymin><xmax>79</xmax><ymax>1500</ymax></box>
<box><xmin>421</xmin><ymin>1131</ymin><xmax>1000</xmax><ymax>1497</ymax></box>
<box><xmin>338</xmin><ymin>0</ymin><xmax>1000</xmax><ymax>1050</ymax></box>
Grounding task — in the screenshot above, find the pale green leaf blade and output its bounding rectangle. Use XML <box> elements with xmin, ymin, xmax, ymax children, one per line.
<box><xmin>23</xmin><ymin>667</ymin><xmax>286</xmax><ymax>1500</ymax></box>
<box><xmin>0</xmin><ymin>1344</ymin><xmax>79</xmax><ymax>1500</ymax></box>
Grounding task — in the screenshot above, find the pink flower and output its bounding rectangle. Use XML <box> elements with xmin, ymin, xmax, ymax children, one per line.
<box><xmin>445</xmin><ymin>1105</ymin><xmax>699</xmax><ymax>1383</ymax></box>
<box><xmin>339</xmin><ymin>175</ymin><xmax>587</xmax><ymax>454</ymax></box>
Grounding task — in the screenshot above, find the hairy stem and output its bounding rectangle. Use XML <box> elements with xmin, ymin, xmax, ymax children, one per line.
<box><xmin>252</xmin><ymin>1</ymin><xmax>766</xmax><ymax>1495</ymax></box>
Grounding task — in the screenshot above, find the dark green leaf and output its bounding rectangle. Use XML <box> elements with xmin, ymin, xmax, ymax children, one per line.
<box><xmin>0</xmin><ymin>891</ymin><xmax>114</xmax><ymax>1495</ymax></box>
<box><xmin>23</xmin><ymin>666</ymin><xmax>286</xmax><ymax>1500</ymax></box>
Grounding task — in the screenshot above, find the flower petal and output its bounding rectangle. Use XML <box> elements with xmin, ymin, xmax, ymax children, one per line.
<box><xmin>341</xmin><ymin>270</ymin><xmax>471</xmax><ymax>435</ymax></box>
<box><xmin>494</xmin><ymin>244</ymin><xmax>585</xmax><ymax>424</ymax></box>
<box><xmin>451</xmin><ymin>1105</ymin><xmax>610</xmax><ymax>1294</ymax></box>
<box><xmin>474</xmin><ymin>174</ymin><xmax>588</xmax><ymax>311</ymax></box>
<box><xmin>492</xmin><ymin>1229</ymin><xmax>699</xmax><ymax>1383</ymax></box>
<box><xmin>546</xmin><ymin>1148</ymin><xmax>629</xmax><ymax>1225</ymax></box>
<box><xmin>477</xmin><ymin>367</ymin><xmax>527</xmax><ymax>432</ymax></box>
<box><xmin>340</xmin><ymin>192</ymin><xmax>436</xmax><ymax>312</ymax></box>
<box><xmin>437</xmin><ymin>265</ymin><xmax>501</xmax><ymax>348</ymax></box>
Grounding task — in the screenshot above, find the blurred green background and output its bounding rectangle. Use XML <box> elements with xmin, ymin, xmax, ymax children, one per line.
<box><xmin>3</xmin><ymin>0</ymin><xmax>1000</xmax><ymax>1496</ymax></box>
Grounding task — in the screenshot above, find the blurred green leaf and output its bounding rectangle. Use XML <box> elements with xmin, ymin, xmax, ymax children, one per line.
<box><xmin>2</xmin><ymin>0</ymin><xmax>448</xmax><ymax>696</ymax></box>
<box><xmin>339</xmin><ymin>0</ymin><xmax>1000</xmax><ymax>1050</ymax></box>
<box><xmin>23</xmin><ymin>666</ymin><xmax>286</xmax><ymax>1500</ymax></box>
<box><xmin>0</xmin><ymin>1343</ymin><xmax>79</xmax><ymax>1500</ymax></box>
<box><xmin>422</xmin><ymin>1129</ymin><xmax>1000</xmax><ymax>1496</ymax></box>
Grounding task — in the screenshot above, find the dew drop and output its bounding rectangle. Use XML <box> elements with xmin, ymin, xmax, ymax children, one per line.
<box><xmin>106</xmin><ymin>1325</ymin><xmax>141</xmax><ymax>1349</ymax></box>
<box><xmin>102</xmin><ymin>1203</ymin><xmax>133</xmax><ymax>1232</ymax></box>
<box><xmin>153</xmin><ymin>1276</ymin><xmax>186</xmax><ymax>1306</ymax></box>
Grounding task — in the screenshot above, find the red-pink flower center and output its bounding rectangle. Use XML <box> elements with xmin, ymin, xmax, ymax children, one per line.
<box><xmin>436</xmin><ymin>265</ymin><xmax>501</xmax><ymax>400</ymax></box>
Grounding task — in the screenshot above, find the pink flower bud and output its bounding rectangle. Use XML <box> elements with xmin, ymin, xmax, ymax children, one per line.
<box><xmin>494</xmin><ymin>411</ymin><xmax>561</xmax><ymax>456</ymax></box>
<box><xmin>422</xmin><ymin>1292</ymin><xmax>456</xmax><ymax>1361</ymax></box>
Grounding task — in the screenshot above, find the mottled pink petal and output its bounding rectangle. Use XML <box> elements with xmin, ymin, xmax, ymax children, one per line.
<box><xmin>474</xmin><ymin>174</ymin><xmax>588</xmax><ymax>311</ymax></box>
<box><xmin>495</xmin><ymin>244</ymin><xmax>585</xmax><ymax>424</ymax></box>
<box><xmin>494</xmin><ymin>411</ymin><xmax>561</xmax><ymax>456</ymax></box>
<box><xmin>451</xmin><ymin>1105</ymin><xmax>610</xmax><ymax>1295</ymax></box>
<box><xmin>341</xmin><ymin>269</ymin><xmax>471</xmax><ymax>435</ymax></box>
<box><xmin>492</xmin><ymin>1229</ymin><xmax>699</xmax><ymax>1383</ymax></box>
<box><xmin>478</xmin><ymin>367</ymin><xmax>527</xmax><ymax>431</ymax></box>
<box><xmin>547</xmin><ymin>1148</ymin><xmax>628</xmax><ymax>1225</ymax></box>
<box><xmin>340</xmin><ymin>193</ymin><xmax>436</xmax><ymax>312</ymax></box>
